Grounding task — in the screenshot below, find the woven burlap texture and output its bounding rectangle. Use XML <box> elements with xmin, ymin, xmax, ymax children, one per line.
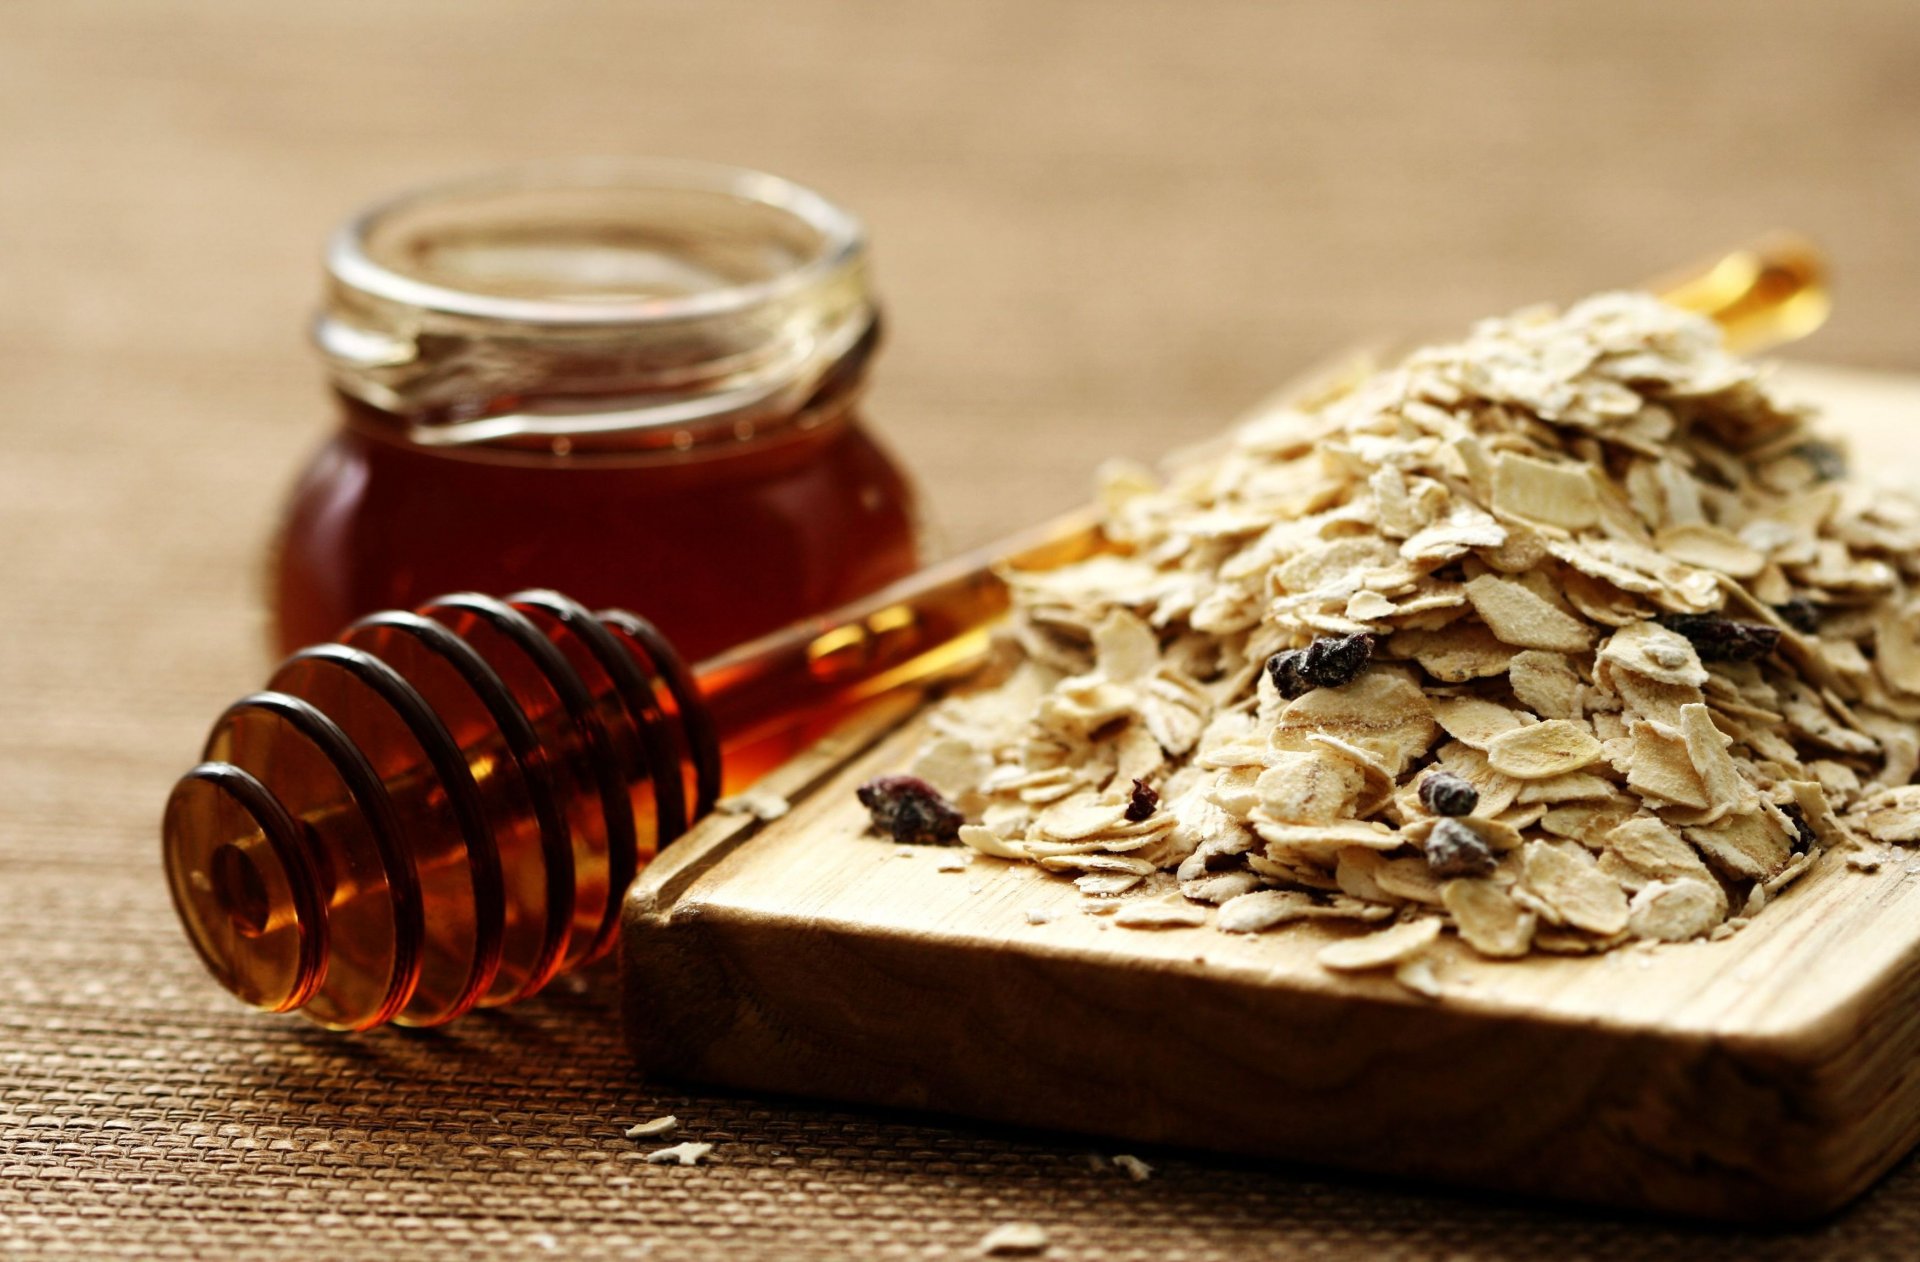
<box><xmin>8</xmin><ymin>1</ymin><xmax>1920</xmax><ymax>1257</ymax></box>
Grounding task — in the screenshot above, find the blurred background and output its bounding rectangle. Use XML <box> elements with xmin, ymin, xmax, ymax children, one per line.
<box><xmin>5</xmin><ymin>1</ymin><xmax>1916</xmax><ymax>570</ymax></box>
<box><xmin>3</xmin><ymin>2</ymin><xmax>1919</xmax><ymax>1255</ymax></box>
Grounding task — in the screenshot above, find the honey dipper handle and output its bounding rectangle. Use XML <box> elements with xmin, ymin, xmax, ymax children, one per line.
<box><xmin>693</xmin><ymin>508</ymin><xmax>1106</xmax><ymax>747</ymax></box>
<box><xmin>1654</xmin><ymin>231</ymin><xmax>1830</xmax><ymax>354</ymax></box>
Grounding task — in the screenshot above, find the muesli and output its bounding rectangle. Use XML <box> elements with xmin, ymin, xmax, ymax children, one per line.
<box><xmin>863</xmin><ymin>293</ymin><xmax>1920</xmax><ymax>982</ymax></box>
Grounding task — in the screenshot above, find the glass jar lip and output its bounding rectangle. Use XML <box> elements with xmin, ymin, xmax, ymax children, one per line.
<box><xmin>324</xmin><ymin>156</ymin><xmax>867</xmax><ymax>330</ymax></box>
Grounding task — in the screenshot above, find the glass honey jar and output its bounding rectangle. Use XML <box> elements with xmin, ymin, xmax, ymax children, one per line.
<box><xmin>271</xmin><ymin>159</ymin><xmax>923</xmax><ymax>663</ymax></box>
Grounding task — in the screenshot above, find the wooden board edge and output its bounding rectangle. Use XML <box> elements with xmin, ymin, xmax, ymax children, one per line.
<box><xmin>623</xmin><ymin>896</ymin><xmax>1920</xmax><ymax>1222</ymax></box>
<box><xmin>626</xmin><ymin>690</ymin><xmax>928</xmax><ymax>915</ymax></box>
<box><xmin>619</xmin><ymin>690</ymin><xmax>929</xmax><ymax>1045</ymax></box>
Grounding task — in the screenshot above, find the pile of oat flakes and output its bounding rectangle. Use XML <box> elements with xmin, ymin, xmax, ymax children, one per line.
<box><xmin>898</xmin><ymin>292</ymin><xmax>1920</xmax><ymax>982</ymax></box>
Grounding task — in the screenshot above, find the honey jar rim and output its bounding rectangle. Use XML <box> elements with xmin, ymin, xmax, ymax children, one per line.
<box><xmin>323</xmin><ymin>156</ymin><xmax>867</xmax><ymax>331</ymax></box>
<box><xmin>313</xmin><ymin>158</ymin><xmax>879</xmax><ymax>441</ymax></box>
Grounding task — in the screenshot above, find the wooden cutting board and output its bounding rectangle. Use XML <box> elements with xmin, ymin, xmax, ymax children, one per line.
<box><xmin>622</xmin><ymin>365</ymin><xmax>1920</xmax><ymax>1222</ymax></box>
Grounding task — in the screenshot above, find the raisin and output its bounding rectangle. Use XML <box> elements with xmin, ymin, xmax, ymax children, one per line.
<box><xmin>1792</xmin><ymin>440</ymin><xmax>1848</xmax><ymax>482</ymax></box>
<box><xmin>855</xmin><ymin>774</ymin><xmax>963</xmax><ymax>846</ymax></box>
<box><xmin>1424</xmin><ymin>818</ymin><xmax>1496</xmax><ymax>878</ymax></box>
<box><xmin>1124</xmin><ymin>778</ymin><xmax>1159</xmax><ymax>823</ymax></box>
<box><xmin>1656</xmin><ymin>613</ymin><xmax>1781</xmax><ymax>664</ymax></box>
<box><xmin>1418</xmin><ymin>770</ymin><xmax>1479</xmax><ymax>818</ymax></box>
<box><xmin>1265</xmin><ymin>633</ymin><xmax>1375</xmax><ymax>700</ymax></box>
<box><xmin>1780</xmin><ymin>802</ymin><xmax>1817</xmax><ymax>854</ymax></box>
<box><xmin>1774</xmin><ymin>596</ymin><xmax>1821</xmax><ymax>635</ymax></box>
<box><xmin>1266</xmin><ymin>653</ymin><xmax>1311</xmax><ymax>700</ymax></box>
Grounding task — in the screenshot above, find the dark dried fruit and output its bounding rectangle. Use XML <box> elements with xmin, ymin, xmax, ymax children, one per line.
<box><xmin>1266</xmin><ymin>633</ymin><xmax>1375</xmax><ymax>700</ymax></box>
<box><xmin>1791</xmin><ymin>440</ymin><xmax>1848</xmax><ymax>482</ymax></box>
<box><xmin>1780</xmin><ymin>802</ymin><xmax>1817</xmax><ymax>854</ymax></box>
<box><xmin>1418</xmin><ymin>770</ymin><xmax>1480</xmax><ymax>818</ymax></box>
<box><xmin>1656</xmin><ymin>614</ymin><xmax>1782</xmax><ymax>664</ymax></box>
<box><xmin>1774</xmin><ymin>596</ymin><xmax>1821</xmax><ymax>635</ymax></box>
<box><xmin>1424</xmin><ymin>817</ymin><xmax>1497</xmax><ymax>878</ymax></box>
<box><xmin>856</xmin><ymin>774</ymin><xmax>963</xmax><ymax>846</ymax></box>
<box><xmin>1124</xmin><ymin>778</ymin><xmax>1160</xmax><ymax>823</ymax></box>
<box><xmin>1267</xmin><ymin>655</ymin><xmax>1309</xmax><ymax>700</ymax></box>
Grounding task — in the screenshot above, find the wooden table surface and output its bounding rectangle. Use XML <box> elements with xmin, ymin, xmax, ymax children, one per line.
<box><xmin>4</xmin><ymin>3</ymin><xmax>1919</xmax><ymax>1258</ymax></box>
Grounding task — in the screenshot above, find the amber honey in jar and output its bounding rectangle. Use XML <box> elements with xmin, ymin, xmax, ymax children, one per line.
<box><xmin>272</xmin><ymin>159</ymin><xmax>923</xmax><ymax>663</ymax></box>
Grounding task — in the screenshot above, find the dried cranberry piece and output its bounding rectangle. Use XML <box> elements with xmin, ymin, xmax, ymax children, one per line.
<box><xmin>855</xmin><ymin>774</ymin><xmax>964</xmax><ymax>846</ymax></box>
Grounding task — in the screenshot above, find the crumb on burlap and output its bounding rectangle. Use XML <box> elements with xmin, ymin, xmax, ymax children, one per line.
<box><xmin>978</xmin><ymin>1221</ymin><xmax>1050</xmax><ymax>1256</ymax></box>
<box><xmin>623</xmin><ymin>1115</ymin><xmax>679</xmax><ymax>1140</ymax></box>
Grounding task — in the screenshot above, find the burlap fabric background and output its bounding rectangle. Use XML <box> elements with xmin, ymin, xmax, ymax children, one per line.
<box><xmin>5</xmin><ymin>2</ymin><xmax>1920</xmax><ymax>1256</ymax></box>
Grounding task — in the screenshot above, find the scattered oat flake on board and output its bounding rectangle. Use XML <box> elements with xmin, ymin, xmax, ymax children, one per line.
<box><xmin>623</xmin><ymin>1115</ymin><xmax>679</xmax><ymax>1139</ymax></box>
<box><xmin>1317</xmin><ymin>917</ymin><xmax>1442</xmax><ymax>972</ymax></box>
<box><xmin>1627</xmin><ymin>879</ymin><xmax>1722</xmax><ymax>942</ymax></box>
<box><xmin>644</xmin><ymin>1142</ymin><xmax>713</xmax><ymax>1166</ymax></box>
<box><xmin>1217</xmin><ymin>889</ymin><xmax>1355</xmax><ymax>933</ymax></box>
<box><xmin>1856</xmin><ymin>787</ymin><xmax>1920</xmax><ymax>843</ymax></box>
<box><xmin>715</xmin><ymin>789</ymin><xmax>788</xmax><ymax>821</ymax></box>
<box><xmin>978</xmin><ymin>1222</ymin><xmax>1050</xmax><ymax>1256</ymax></box>
<box><xmin>1113</xmin><ymin>903</ymin><xmax>1208</xmax><ymax>929</ymax></box>
<box><xmin>1394</xmin><ymin>955</ymin><xmax>1446</xmax><ymax>999</ymax></box>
